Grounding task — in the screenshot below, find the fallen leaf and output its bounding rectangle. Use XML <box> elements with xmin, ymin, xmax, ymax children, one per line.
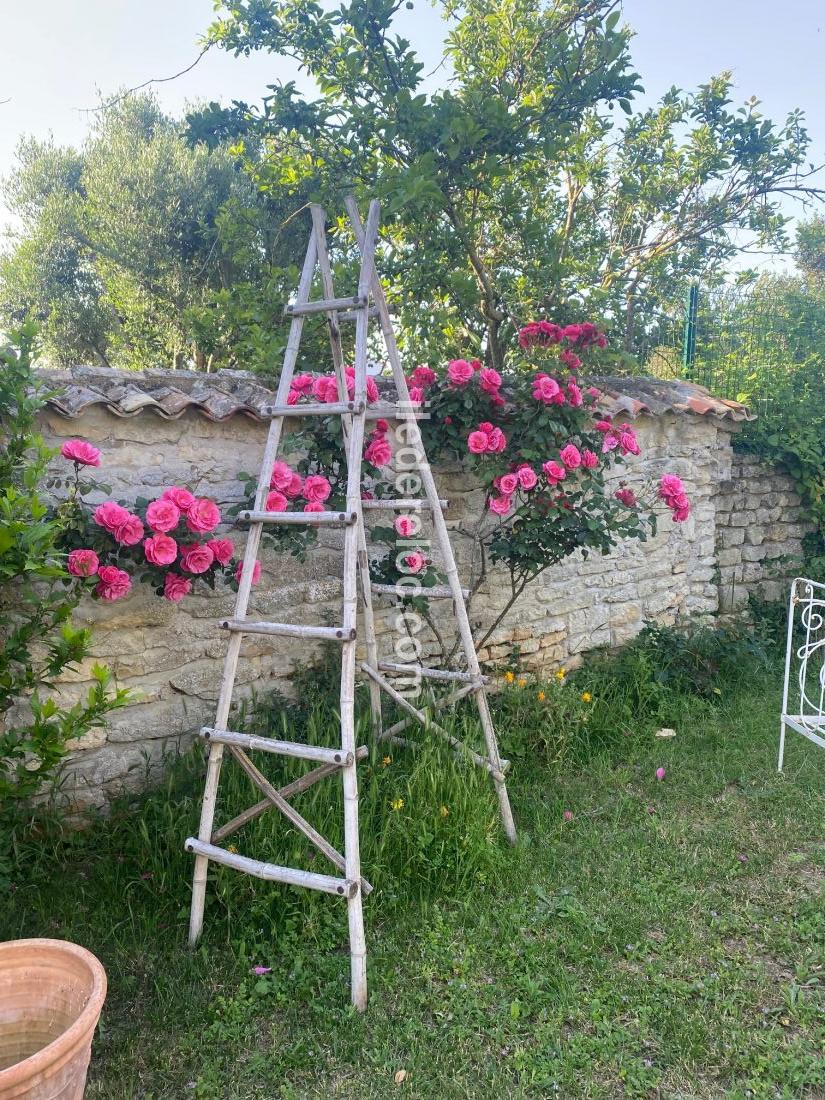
<box><xmin>655</xmin><ymin>728</ymin><xmax>677</xmax><ymax>739</ymax></box>
<box><xmin>394</xmin><ymin>1070</ymin><xmax>407</xmax><ymax>1085</ymax></box>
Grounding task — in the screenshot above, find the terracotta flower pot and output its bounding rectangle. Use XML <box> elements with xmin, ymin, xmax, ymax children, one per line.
<box><xmin>0</xmin><ymin>939</ymin><xmax>107</xmax><ymax>1100</ymax></box>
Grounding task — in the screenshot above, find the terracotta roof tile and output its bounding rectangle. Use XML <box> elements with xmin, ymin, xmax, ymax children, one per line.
<box><xmin>38</xmin><ymin>366</ymin><xmax>754</xmax><ymax>424</ymax></box>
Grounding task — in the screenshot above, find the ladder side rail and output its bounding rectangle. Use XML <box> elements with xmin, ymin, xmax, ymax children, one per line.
<box><xmin>310</xmin><ymin>205</ymin><xmax>383</xmax><ymax>734</ymax></box>
<box><xmin>344</xmin><ymin>197</ymin><xmax>517</xmax><ymax>845</ymax></box>
<box><xmin>189</xmin><ymin>228</ymin><xmax>319</xmax><ymax>945</ymax></box>
<box><xmin>339</xmin><ymin>198</ymin><xmax>380</xmax><ymax>1011</ymax></box>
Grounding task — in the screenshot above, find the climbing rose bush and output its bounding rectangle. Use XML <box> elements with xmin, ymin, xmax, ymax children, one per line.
<box><xmin>242</xmin><ymin>322</ymin><xmax>689</xmax><ymax>653</ymax></box>
<box><xmin>56</xmin><ymin>443</ymin><xmax>246</xmax><ymax>603</ymax></box>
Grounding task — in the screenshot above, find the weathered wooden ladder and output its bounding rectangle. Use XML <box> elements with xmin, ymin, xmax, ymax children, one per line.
<box><xmin>186</xmin><ymin>197</ymin><xmax>516</xmax><ymax>1011</ymax></box>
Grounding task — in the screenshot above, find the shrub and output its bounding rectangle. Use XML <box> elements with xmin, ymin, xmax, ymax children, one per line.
<box><xmin>0</xmin><ymin>328</ymin><xmax>129</xmax><ymax>872</ymax></box>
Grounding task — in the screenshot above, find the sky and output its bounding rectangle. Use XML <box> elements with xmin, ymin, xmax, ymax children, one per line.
<box><xmin>1</xmin><ymin>0</ymin><xmax>823</xmax><ymax>262</ymax></box>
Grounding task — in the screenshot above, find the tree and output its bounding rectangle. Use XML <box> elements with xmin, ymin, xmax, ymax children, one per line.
<box><xmin>0</xmin><ymin>94</ymin><xmax>306</xmax><ymax>372</ymax></box>
<box><xmin>195</xmin><ymin>0</ymin><xmax>823</xmax><ymax>367</ymax></box>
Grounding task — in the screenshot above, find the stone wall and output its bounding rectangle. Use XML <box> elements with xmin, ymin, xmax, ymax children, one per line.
<box><xmin>34</xmin><ymin>391</ymin><xmax>810</xmax><ymax>810</ymax></box>
<box><xmin>715</xmin><ymin>452</ymin><xmax>813</xmax><ymax>610</ymax></box>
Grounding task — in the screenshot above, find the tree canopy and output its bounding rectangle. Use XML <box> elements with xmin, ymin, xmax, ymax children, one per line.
<box><xmin>193</xmin><ymin>0</ymin><xmax>823</xmax><ymax>368</ymax></box>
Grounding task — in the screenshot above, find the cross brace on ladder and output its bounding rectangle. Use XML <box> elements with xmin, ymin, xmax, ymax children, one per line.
<box><xmin>186</xmin><ymin>197</ymin><xmax>517</xmax><ymax>1011</ymax></box>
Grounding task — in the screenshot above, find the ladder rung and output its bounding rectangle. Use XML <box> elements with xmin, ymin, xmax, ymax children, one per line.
<box><xmin>371</xmin><ymin>583</ymin><xmax>469</xmax><ymax>600</ymax></box>
<box><xmin>261</xmin><ymin>400</ymin><xmax>365</xmax><ymax>418</ymax></box>
<box><xmin>200</xmin><ymin>727</ymin><xmax>351</xmax><ymax>766</ymax></box>
<box><xmin>239</xmin><ymin>509</ymin><xmax>358</xmax><ymax>526</ymax></box>
<box><xmin>377</xmin><ymin>662</ymin><xmax>488</xmax><ymax>685</ymax></box>
<box><xmin>360</xmin><ymin>498</ymin><xmax>448</xmax><ymax>511</ymax></box>
<box><xmin>338</xmin><ymin>305</ymin><xmax>380</xmax><ymax>322</ymax></box>
<box><xmin>285</xmin><ymin>295</ymin><xmax>367</xmax><ymax>317</ymax></box>
<box><xmin>184</xmin><ymin>838</ymin><xmax>357</xmax><ymax>897</ymax></box>
<box><xmin>220</xmin><ymin>620</ymin><xmax>356</xmax><ymax>642</ymax></box>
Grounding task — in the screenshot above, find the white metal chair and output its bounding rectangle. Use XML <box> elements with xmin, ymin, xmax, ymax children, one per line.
<box><xmin>779</xmin><ymin>577</ymin><xmax>825</xmax><ymax>771</ymax></box>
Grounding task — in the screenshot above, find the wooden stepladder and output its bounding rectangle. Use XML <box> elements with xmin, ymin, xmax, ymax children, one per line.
<box><xmin>186</xmin><ymin>197</ymin><xmax>516</xmax><ymax>1011</ymax></box>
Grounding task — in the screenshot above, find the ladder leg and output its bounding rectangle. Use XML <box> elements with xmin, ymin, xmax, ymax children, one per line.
<box><xmin>311</xmin><ymin>203</ymin><xmax>382</xmax><ymax>736</ymax></box>
<box><xmin>345</xmin><ymin>196</ymin><xmax>517</xmax><ymax>845</ymax></box>
<box><xmin>340</xmin><ymin>200</ymin><xmax>380</xmax><ymax>1010</ymax></box>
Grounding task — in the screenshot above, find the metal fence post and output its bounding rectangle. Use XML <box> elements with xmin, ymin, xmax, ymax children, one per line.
<box><xmin>681</xmin><ymin>282</ymin><xmax>699</xmax><ymax>375</ymax></box>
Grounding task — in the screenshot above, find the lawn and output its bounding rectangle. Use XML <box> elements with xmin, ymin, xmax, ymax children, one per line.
<box><xmin>4</xmin><ymin>649</ymin><xmax>824</xmax><ymax>1099</ymax></box>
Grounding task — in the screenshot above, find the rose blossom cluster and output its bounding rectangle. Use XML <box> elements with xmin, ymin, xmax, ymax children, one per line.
<box><xmin>288</xmin><ymin>368</ymin><xmax>380</xmax><ymax>406</ymax></box>
<box><xmin>531</xmin><ymin>373</ymin><xmax>585</xmax><ymax>408</ymax></box>
<box><xmin>518</xmin><ymin>320</ymin><xmax>607</xmax><ymax>355</ymax></box>
<box><xmin>659</xmin><ymin>474</ymin><xmax>691</xmax><ymax>522</ymax></box>
<box><xmin>467</xmin><ymin>421</ymin><xmax>507</xmax><ymax>455</ymax></box>
<box><xmin>364</xmin><ymin>419</ymin><xmax>392</xmax><ymax>467</ymax></box>
<box><xmin>59</xmin><ymin>440</ymin><xmax>242</xmax><ymax>603</ymax></box>
<box><xmin>594</xmin><ymin>417</ymin><xmax>641</xmax><ymax>456</ymax></box>
<box><xmin>393</xmin><ymin>514</ymin><xmax>430</xmax><ymax>577</ymax></box>
<box><xmin>407</xmin><ymin>357</ymin><xmax>505</xmax><ymax>409</ymax></box>
<box><xmin>265</xmin><ymin>459</ymin><xmax>334</xmax><ymax>514</ymax></box>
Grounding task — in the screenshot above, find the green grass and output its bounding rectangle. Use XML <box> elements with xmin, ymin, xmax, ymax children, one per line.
<box><xmin>3</xmin><ymin>663</ymin><xmax>824</xmax><ymax>1098</ymax></box>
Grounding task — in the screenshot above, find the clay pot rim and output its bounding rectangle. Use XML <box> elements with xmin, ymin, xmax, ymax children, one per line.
<box><xmin>0</xmin><ymin>938</ymin><xmax>107</xmax><ymax>1087</ymax></box>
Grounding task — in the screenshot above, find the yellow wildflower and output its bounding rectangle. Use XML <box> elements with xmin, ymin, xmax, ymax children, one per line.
<box><xmin>390</xmin><ymin>798</ymin><xmax>404</xmax><ymax>811</ymax></box>
<box><xmin>439</xmin><ymin>805</ymin><xmax>449</xmax><ymax>818</ymax></box>
<box><xmin>555</xmin><ymin>668</ymin><xmax>566</xmax><ymax>681</ymax></box>
<box><xmin>581</xmin><ymin>691</ymin><xmax>592</xmax><ymax>703</ymax></box>
<box><xmin>517</xmin><ymin>678</ymin><xmax>527</xmax><ymax>688</ymax></box>
<box><xmin>227</xmin><ymin>845</ymin><xmax>238</xmax><ymax>854</ymax></box>
<box><xmin>382</xmin><ymin>755</ymin><xmax>392</xmax><ymax>767</ymax></box>
<box><xmin>504</xmin><ymin>671</ymin><xmax>515</xmax><ymax>683</ymax></box>
<box><xmin>537</xmin><ymin>691</ymin><xmax>546</xmax><ymax>702</ymax></box>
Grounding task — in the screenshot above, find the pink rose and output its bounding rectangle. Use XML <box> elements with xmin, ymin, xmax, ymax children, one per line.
<box><xmin>186</xmin><ymin>498</ymin><xmax>221</xmax><ymax>534</ymax></box>
<box><xmin>284</xmin><ymin>473</ymin><xmax>303</xmax><ymax>499</ymax></box>
<box><xmin>411</xmin><ymin>365</ymin><xmax>436</xmax><ymax>388</ymax></box>
<box><xmin>93</xmin><ymin>501</ymin><xmax>130</xmax><ymax>533</ymax></box>
<box><xmin>375</xmin><ymin>419</ymin><xmax>389</xmax><ymax>434</ymax></box>
<box><xmin>145</xmin><ymin>498</ymin><xmax>180</xmax><ymax>533</ymax></box>
<box><xmin>447</xmin><ymin>359</ymin><xmax>474</xmax><ymax>386</ymax></box>
<box><xmin>659</xmin><ymin>474</ymin><xmax>685</xmax><ymax>500</ymax></box>
<box><xmin>582</xmin><ymin>449</ymin><xmax>598</xmax><ymax>469</ymax></box>
<box><xmin>291</xmin><ymin>373</ymin><xmax>314</xmax><ymax>394</ymax></box>
<box><xmin>560</xmin><ymin>348</ymin><xmax>582</xmax><ymax>371</ymax></box>
<box><xmin>560</xmin><ymin>444</ymin><xmax>582</xmax><ymax>469</ymax></box>
<box><xmin>487</xmin><ymin>427</ymin><xmax>506</xmax><ymax>453</ymax></box>
<box><xmin>488</xmin><ymin>494</ymin><xmax>512</xmax><ymax>516</ymax></box>
<box><xmin>364</xmin><ymin>437</ymin><xmax>392</xmax><ymax>466</ymax></box>
<box><xmin>532</xmin><ymin>374</ymin><xmax>562</xmax><ymax>404</ymax></box>
<box><xmin>614</xmin><ymin>488</ymin><xmax>637</xmax><ymax>507</ymax></box>
<box><xmin>542</xmin><ymin>460</ymin><xmax>566</xmax><ymax>484</ymax></box>
<box><xmin>265</xmin><ymin>491</ymin><xmax>288</xmax><ymax>512</ymax></box>
<box><xmin>478</xmin><ymin>368</ymin><xmax>502</xmax><ymax>395</ymax></box>
<box><xmin>162</xmin><ymin>486</ymin><xmax>195</xmax><ymax>513</ymax></box>
<box><xmin>312</xmin><ymin>375</ymin><xmax>339</xmax><ymax>403</ymax></box>
<box><xmin>408</xmin><ymin>386</ymin><xmax>425</xmax><ymax>405</ymax></box>
<box><xmin>163</xmin><ymin>573</ymin><xmax>192</xmax><ymax>603</ymax></box>
<box><xmin>366</xmin><ymin>376</ymin><xmax>379</xmax><ymax>404</ymax></box>
<box><xmin>304</xmin><ymin>501</ymin><xmax>325</xmax><ymax>513</ymax></box>
<box><xmin>302</xmin><ymin>475</ymin><xmax>332</xmax><ymax>503</ymax></box>
<box><xmin>566</xmin><ymin>381</ymin><xmax>583</xmax><ymax>407</ymax></box>
<box><xmin>594</xmin><ymin>419</ymin><xmax>612</xmax><ymax>433</ymax></box>
<box><xmin>618</xmin><ymin>427</ymin><xmax>641</xmax><ymax>456</ymax></box>
<box><xmin>206</xmin><ymin>538</ymin><xmax>234</xmax><ymax>566</ymax></box>
<box><xmin>402</xmin><ymin>551</ymin><xmax>426</xmax><ymax>574</ymax></box>
<box><xmin>270</xmin><ymin>461</ymin><xmax>294</xmax><ymax>491</ymax></box>
<box><xmin>467</xmin><ymin>431</ymin><xmax>488</xmax><ymax>454</ymax></box>
<box><xmin>286</xmin><ymin>389</ymin><xmax>300</xmax><ymax>406</ymax></box>
<box><xmin>60</xmin><ymin>439</ymin><xmax>101</xmax><ymax>467</ymax></box>
<box><xmin>586</xmin><ymin>387</ymin><xmax>601</xmax><ymax>399</ymax></box>
<box><xmin>180</xmin><ymin>542</ymin><xmax>215</xmax><ymax>574</ymax></box>
<box><xmin>395</xmin><ymin>515</ymin><xmax>418</xmax><ymax>538</ymax></box>
<box><xmin>95</xmin><ymin>565</ymin><xmax>131</xmax><ymax>602</ymax></box>
<box><xmin>518</xmin><ymin>321</ymin><xmax>562</xmax><ymax>348</ymax></box>
<box><xmin>67</xmin><ymin>549</ymin><xmax>99</xmax><ymax>577</ymax></box>
<box><xmin>143</xmin><ymin>533</ymin><xmax>178</xmax><ymax>566</ymax></box>
<box><xmin>517</xmin><ymin>465</ymin><xmax>538</xmax><ymax>490</ymax></box>
<box><xmin>114</xmin><ymin>514</ymin><xmax>144</xmax><ymax>546</ymax></box>
<box><xmin>235</xmin><ymin>559</ymin><xmax>262</xmax><ymax>585</ymax></box>
<box><xmin>497</xmin><ymin>473</ymin><xmax>519</xmax><ymax>496</ymax></box>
